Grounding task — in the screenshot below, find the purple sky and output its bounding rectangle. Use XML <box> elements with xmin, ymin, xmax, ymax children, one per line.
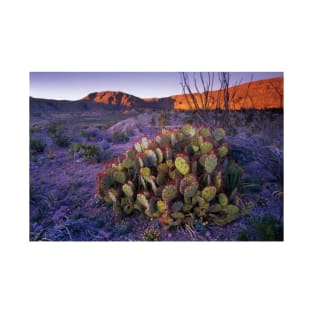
<box><xmin>29</xmin><ymin>72</ymin><xmax>283</xmax><ymax>100</ymax></box>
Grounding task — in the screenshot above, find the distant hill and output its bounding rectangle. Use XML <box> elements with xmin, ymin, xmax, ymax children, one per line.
<box><xmin>30</xmin><ymin>77</ymin><xmax>283</xmax><ymax>113</ymax></box>
<box><xmin>82</xmin><ymin>91</ymin><xmax>174</xmax><ymax>110</ymax></box>
<box><xmin>29</xmin><ymin>97</ymin><xmax>109</xmax><ymax>113</ymax></box>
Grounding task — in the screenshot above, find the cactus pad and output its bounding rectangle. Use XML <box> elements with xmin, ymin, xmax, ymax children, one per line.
<box><xmin>134</xmin><ymin>142</ymin><xmax>142</xmax><ymax>153</ymax></box>
<box><xmin>162</xmin><ymin>185</ymin><xmax>178</xmax><ymax>201</ymax></box>
<box><xmin>199</xmin><ymin>127</ymin><xmax>211</xmax><ymax>137</ymax></box>
<box><xmin>137</xmin><ymin>193</ymin><xmax>150</xmax><ymax>209</ymax></box>
<box><xmin>135</xmin><ymin>156</ymin><xmax>144</xmax><ymax>169</ymax></box>
<box><xmin>164</xmin><ymin>147</ymin><xmax>173</xmax><ymax>160</ymax></box>
<box><xmin>160</xmin><ymin>135</ymin><xmax>170</xmax><ymax>147</ymax></box>
<box><xmin>170</xmin><ymin>133</ymin><xmax>177</xmax><ymax>147</ymax></box>
<box><xmin>174</xmin><ymin>156</ymin><xmax>190</xmax><ymax>176</ymax></box>
<box><xmin>218</xmin><ymin>145</ymin><xmax>228</xmax><ymax>157</ymax></box>
<box><xmin>122</xmin><ymin>184</ymin><xmax>134</xmax><ymax>197</ymax></box>
<box><xmin>171</xmin><ymin>201</ymin><xmax>184</xmax><ymax>212</ymax></box>
<box><xmin>156</xmin><ymin>200</ymin><xmax>166</xmax><ymax>213</ymax></box>
<box><xmin>126</xmin><ymin>150</ymin><xmax>136</xmax><ymax>159</ymax></box>
<box><xmin>145</xmin><ymin>149</ymin><xmax>158</xmax><ymax>167</ymax></box>
<box><xmin>184</xmin><ymin>183</ymin><xmax>199</xmax><ymax>198</ymax></box>
<box><xmin>200</xmin><ymin>142</ymin><xmax>213</xmax><ymax>154</ymax></box>
<box><xmin>213</xmin><ymin>128</ymin><xmax>226</xmax><ymax>141</ymax></box>
<box><xmin>108</xmin><ymin>189</ymin><xmax>118</xmax><ymax>203</ymax></box>
<box><xmin>218</xmin><ymin>193</ymin><xmax>229</xmax><ymax>206</ymax></box>
<box><xmin>204</xmin><ymin>154</ymin><xmax>217</xmax><ymax>173</ymax></box>
<box><xmin>141</xmin><ymin>137</ymin><xmax>149</xmax><ymax>150</ymax></box>
<box><xmin>155</xmin><ymin>148</ymin><xmax>163</xmax><ymax>164</ymax></box>
<box><xmin>140</xmin><ymin>167</ymin><xmax>151</xmax><ymax>178</ymax></box>
<box><xmin>113</xmin><ymin>171</ymin><xmax>126</xmax><ymax>184</ymax></box>
<box><xmin>123</xmin><ymin>158</ymin><xmax>134</xmax><ymax>169</ymax></box>
<box><xmin>201</xmin><ymin>186</ymin><xmax>217</xmax><ymax>202</ymax></box>
<box><xmin>225</xmin><ymin>204</ymin><xmax>239</xmax><ymax>215</ymax></box>
<box><xmin>182</xmin><ymin>124</ymin><xmax>196</xmax><ymax>137</ymax></box>
<box><xmin>214</xmin><ymin>171</ymin><xmax>222</xmax><ymax>190</ymax></box>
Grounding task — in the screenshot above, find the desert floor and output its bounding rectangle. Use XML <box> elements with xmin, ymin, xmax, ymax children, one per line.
<box><xmin>30</xmin><ymin>109</ymin><xmax>283</xmax><ymax>241</ymax></box>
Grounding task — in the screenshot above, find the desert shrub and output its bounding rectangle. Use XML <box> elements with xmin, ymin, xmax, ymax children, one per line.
<box><xmin>103</xmin><ymin>121</ymin><xmax>115</xmax><ymax>129</ymax></box>
<box><xmin>239</xmin><ymin>177</ymin><xmax>262</xmax><ymax>194</ymax></box>
<box><xmin>30</xmin><ymin>186</ymin><xmax>51</xmax><ymax>223</ymax></box>
<box><xmin>245</xmin><ymin>110</ymin><xmax>255</xmax><ymax>125</ymax></box>
<box><xmin>70</xmin><ymin>143</ymin><xmax>100</xmax><ymax>161</ymax></box>
<box><xmin>30</xmin><ymin>138</ymin><xmax>46</xmax><ymax>153</ymax></box>
<box><xmin>257</xmin><ymin>197</ymin><xmax>268</xmax><ymax>208</ymax></box>
<box><xmin>125</xmin><ymin>127</ymin><xmax>134</xmax><ymax>137</ymax></box>
<box><xmin>159</xmin><ymin>110</ymin><xmax>170</xmax><ymax>126</ymax></box>
<box><xmin>48</xmin><ymin>122</ymin><xmax>71</xmax><ymax>147</ymax></box>
<box><xmin>224</xmin><ymin>161</ymin><xmax>243</xmax><ymax>194</ymax></box>
<box><xmin>47</xmin><ymin>150</ymin><xmax>56</xmax><ymax>159</ymax></box>
<box><xmin>83</xmin><ymin>145</ymin><xmax>100</xmax><ymax>160</ymax></box>
<box><xmin>237</xmin><ymin>214</ymin><xmax>283</xmax><ymax>241</ymax></box>
<box><xmin>142</xmin><ymin>228</ymin><xmax>160</xmax><ymax>241</ymax></box>
<box><xmin>112</xmin><ymin>131</ymin><xmax>129</xmax><ymax>144</ymax></box>
<box><xmin>30</xmin><ymin>126</ymin><xmax>40</xmax><ymax>135</ymax></box>
<box><xmin>114</xmin><ymin>220</ymin><xmax>132</xmax><ymax>235</ymax></box>
<box><xmin>55</xmin><ymin>132</ymin><xmax>71</xmax><ymax>147</ymax></box>
<box><xmin>96</xmin><ymin>124</ymin><xmax>252</xmax><ymax>229</ymax></box>
<box><xmin>80</xmin><ymin>127</ymin><xmax>99</xmax><ymax>141</ymax></box>
<box><xmin>256</xmin><ymin>214</ymin><xmax>283</xmax><ymax>240</ymax></box>
<box><xmin>47</xmin><ymin>122</ymin><xmax>60</xmax><ymax>136</ymax></box>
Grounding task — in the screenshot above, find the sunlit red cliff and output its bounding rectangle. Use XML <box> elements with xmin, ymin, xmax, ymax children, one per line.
<box><xmin>82</xmin><ymin>77</ymin><xmax>283</xmax><ymax>110</ymax></box>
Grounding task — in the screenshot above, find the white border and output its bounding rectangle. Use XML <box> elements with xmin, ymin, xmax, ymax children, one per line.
<box><xmin>1</xmin><ymin>1</ymin><xmax>312</xmax><ymax>313</ymax></box>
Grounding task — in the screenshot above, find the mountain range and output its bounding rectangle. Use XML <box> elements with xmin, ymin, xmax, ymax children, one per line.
<box><xmin>30</xmin><ymin>77</ymin><xmax>283</xmax><ymax>113</ymax></box>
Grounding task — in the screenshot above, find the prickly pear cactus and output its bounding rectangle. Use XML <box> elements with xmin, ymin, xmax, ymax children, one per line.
<box><xmin>96</xmin><ymin>124</ymin><xmax>249</xmax><ymax>230</ymax></box>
